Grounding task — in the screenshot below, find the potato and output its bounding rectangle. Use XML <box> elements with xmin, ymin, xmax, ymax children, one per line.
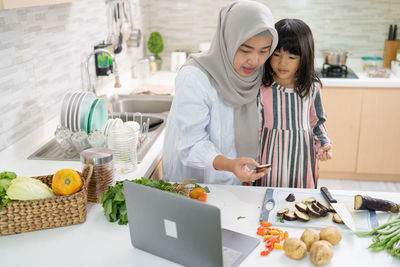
<box><xmin>310</xmin><ymin>240</ymin><xmax>334</xmax><ymax>266</ymax></box>
<box><xmin>283</xmin><ymin>238</ymin><xmax>307</xmax><ymax>260</ymax></box>
<box><xmin>300</xmin><ymin>228</ymin><xmax>320</xmax><ymax>251</ymax></box>
<box><xmin>319</xmin><ymin>226</ymin><xmax>342</xmax><ymax>245</ymax></box>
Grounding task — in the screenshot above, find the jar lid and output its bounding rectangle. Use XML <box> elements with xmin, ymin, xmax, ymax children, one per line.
<box><xmin>80</xmin><ymin>147</ymin><xmax>113</xmax><ymax>165</ymax></box>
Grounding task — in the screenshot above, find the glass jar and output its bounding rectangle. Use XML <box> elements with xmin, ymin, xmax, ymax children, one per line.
<box><xmin>135</xmin><ymin>58</ymin><xmax>150</xmax><ymax>88</ymax></box>
<box><xmin>80</xmin><ymin>147</ymin><xmax>114</xmax><ymax>203</ymax></box>
<box><xmin>106</xmin><ymin>125</ymin><xmax>137</xmax><ymax>174</ymax></box>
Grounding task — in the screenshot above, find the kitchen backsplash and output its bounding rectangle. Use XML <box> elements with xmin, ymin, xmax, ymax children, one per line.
<box><xmin>0</xmin><ymin>0</ymin><xmax>143</xmax><ymax>151</ymax></box>
<box><xmin>142</xmin><ymin>0</ymin><xmax>400</xmax><ymax>70</ymax></box>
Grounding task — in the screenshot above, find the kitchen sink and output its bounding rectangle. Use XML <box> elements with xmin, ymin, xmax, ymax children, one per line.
<box><xmin>109</xmin><ymin>94</ymin><xmax>173</xmax><ymax>114</ymax></box>
<box><xmin>28</xmin><ymin>94</ymin><xmax>173</xmax><ymax>163</ymax></box>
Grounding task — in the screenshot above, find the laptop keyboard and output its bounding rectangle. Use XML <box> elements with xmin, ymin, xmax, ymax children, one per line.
<box><xmin>222</xmin><ymin>246</ymin><xmax>242</xmax><ymax>267</ymax></box>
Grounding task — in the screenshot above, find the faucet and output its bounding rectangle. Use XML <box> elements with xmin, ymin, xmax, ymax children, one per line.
<box><xmin>84</xmin><ymin>48</ymin><xmax>121</xmax><ymax>95</ymax></box>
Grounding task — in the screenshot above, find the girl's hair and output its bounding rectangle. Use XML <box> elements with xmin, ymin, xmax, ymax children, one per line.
<box><xmin>262</xmin><ymin>19</ymin><xmax>321</xmax><ymax>98</ymax></box>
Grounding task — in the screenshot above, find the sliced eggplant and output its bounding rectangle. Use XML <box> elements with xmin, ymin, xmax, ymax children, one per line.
<box><xmin>316</xmin><ymin>201</ymin><xmax>330</xmax><ymax>214</ymax></box>
<box><xmin>328</xmin><ymin>205</ymin><xmax>336</xmax><ymax>212</ymax></box>
<box><xmin>302</xmin><ymin>197</ymin><xmax>316</xmax><ymax>204</ymax></box>
<box><xmin>285</xmin><ymin>193</ymin><xmax>296</xmax><ymax>202</ymax></box>
<box><xmin>311</xmin><ymin>202</ymin><xmax>327</xmax><ymax>217</ymax></box>
<box><xmin>283</xmin><ymin>210</ymin><xmax>297</xmax><ymax>221</ymax></box>
<box><xmin>294</xmin><ymin>210</ymin><xmax>310</xmax><ymax>222</ymax></box>
<box><xmin>295</xmin><ymin>202</ymin><xmax>308</xmax><ymax>213</ymax></box>
<box><xmin>307</xmin><ymin>204</ymin><xmax>322</xmax><ymax>217</ymax></box>
<box><xmin>277</xmin><ymin>208</ymin><xmax>289</xmax><ymax>217</ymax></box>
<box><xmin>332</xmin><ymin>213</ymin><xmax>343</xmax><ymax>224</ymax></box>
<box><xmin>354</xmin><ymin>195</ymin><xmax>399</xmax><ymax>213</ymax></box>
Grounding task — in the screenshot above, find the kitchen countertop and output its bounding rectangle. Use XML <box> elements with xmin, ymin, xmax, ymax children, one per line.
<box><xmin>0</xmin><ymin>184</ymin><xmax>399</xmax><ymax>267</ymax></box>
<box><xmin>100</xmin><ymin>68</ymin><xmax>400</xmax><ymax>99</ymax></box>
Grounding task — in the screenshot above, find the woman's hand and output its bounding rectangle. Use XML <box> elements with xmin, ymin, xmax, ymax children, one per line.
<box><xmin>317</xmin><ymin>144</ymin><xmax>333</xmax><ymax>161</ymax></box>
<box><xmin>213</xmin><ymin>155</ymin><xmax>270</xmax><ymax>183</ymax></box>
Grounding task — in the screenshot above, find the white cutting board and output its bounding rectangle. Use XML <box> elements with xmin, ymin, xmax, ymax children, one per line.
<box><xmin>259</xmin><ymin>188</ymin><xmax>393</xmax><ymax>232</ymax></box>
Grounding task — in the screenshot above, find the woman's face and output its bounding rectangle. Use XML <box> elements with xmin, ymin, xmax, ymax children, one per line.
<box><xmin>233</xmin><ymin>36</ymin><xmax>272</xmax><ymax>77</ymax></box>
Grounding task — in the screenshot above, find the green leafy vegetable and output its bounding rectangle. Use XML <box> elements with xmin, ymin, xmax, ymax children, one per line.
<box><xmin>358</xmin><ymin>213</ymin><xmax>400</xmax><ymax>258</ymax></box>
<box><xmin>6</xmin><ymin>176</ymin><xmax>54</xmax><ymax>201</ymax></box>
<box><xmin>237</xmin><ymin>216</ymin><xmax>246</xmax><ymax>220</ymax></box>
<box><xmin>0</xmin><ymin>171</ymin><xmax>17</xmax><ymax>210</ymax></box>
<box><xmin>101</xmin><ymin>177</ymin><xmax>210</xmax><ymax>225</ymax></box>
<box><xmin>276</xmin><ymin>217</ymin><xmax>285</xmax><ymax>223</ymax></box>
<box><xmin>101</xmin><ymin>181</ymin><xmax>127</xmax><ymax>225</ymax></box>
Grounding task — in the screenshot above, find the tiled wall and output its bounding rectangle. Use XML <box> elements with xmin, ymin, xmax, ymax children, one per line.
<box><xmin>142</xmin><ymin>0</ymin><xmax>400</xmax><ymax>70</ymax></box>
<box><xmin>0</xmin><ymin>0</ymin><xmax>143</xmax><ymax>151</ymax></box>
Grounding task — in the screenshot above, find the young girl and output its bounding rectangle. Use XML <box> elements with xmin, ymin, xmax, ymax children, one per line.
<box><xmin>255</xmin><ymin>19</ymin><xmax>332</xmax><ymax>188</ymax></box>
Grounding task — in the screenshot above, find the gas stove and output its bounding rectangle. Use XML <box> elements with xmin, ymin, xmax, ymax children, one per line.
<box><xmin>318</xmin><ymin>63</ymin><xmax>358</xmax><ymax>79</ymax></box>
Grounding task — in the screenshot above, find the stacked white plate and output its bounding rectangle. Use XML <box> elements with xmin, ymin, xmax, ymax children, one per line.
<box><xmin>60</xmin><ymin>91</ymin><xmax>96</xmax><ymax>133</ymax></box>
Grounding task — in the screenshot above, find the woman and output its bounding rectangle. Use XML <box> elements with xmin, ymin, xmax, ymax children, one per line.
<box><xmin>163</xmin><ymin>0</ymin><xmax>278</xmax><ymax>184</ymax></box>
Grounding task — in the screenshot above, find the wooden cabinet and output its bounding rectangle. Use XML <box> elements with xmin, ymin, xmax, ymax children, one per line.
<box><xmin>0</xmin><ymin>0</ymin><xmax>80</xmax><ymax>9</ymax></box>
<box><xmin>357</xmin><ymin>89</ymin><xmax>400</xmax><ymax>175</ymax></box>
<box><xmin>319</xmin><ymin>86</ymin><xmax>400</xmax><ymax>181</ymax></box>
<box><xmin>149</xmin><ymin>160</ymin><xmax>163</xmax><ymax>180</ymax></box>
<box><xmin>320</xmin><ymin>88</ymin><xmax>363</xmax><ymax>173</ymax></box>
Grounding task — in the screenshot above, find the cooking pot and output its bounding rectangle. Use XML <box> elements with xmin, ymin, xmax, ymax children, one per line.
<box><xmin>323</xmin><ymin>51</ymin><xmax>349</xmax><ymax>65</ymax></box>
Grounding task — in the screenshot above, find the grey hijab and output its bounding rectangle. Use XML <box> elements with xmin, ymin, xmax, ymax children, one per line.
<box><xmin>185</xmin><ymin>0</ymin><xmax>278</xmax><ymax>158</ymax></box>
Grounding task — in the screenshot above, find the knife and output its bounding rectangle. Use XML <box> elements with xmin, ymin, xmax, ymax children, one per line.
<box><xmin>320</xmin><ymin>187</ymin><xmax>356</xmax><ymax>232</ymax></box>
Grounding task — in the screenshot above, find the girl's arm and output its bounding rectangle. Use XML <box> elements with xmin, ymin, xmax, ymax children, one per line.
<box><xmin>310</xmin><ymin>83</ymin><xmax>332</xmax><ymax>161</ymax></box>
<box><xmin>310</xmin><ymin>82</ymin><xmax>331</xmax><ymax>145</ymax></box>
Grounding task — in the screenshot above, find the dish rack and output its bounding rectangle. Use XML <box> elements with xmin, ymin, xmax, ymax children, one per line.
<box><xmin>108</xmin><ymin>111</ymin><xmax>150</xmax><ymax>147</ymax></box>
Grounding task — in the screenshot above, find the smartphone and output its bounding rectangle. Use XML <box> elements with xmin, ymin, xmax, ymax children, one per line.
<box><xmin>255</xmin><ymin>164</ymin><xmax>271</xmax><ymax>172</ymax></box>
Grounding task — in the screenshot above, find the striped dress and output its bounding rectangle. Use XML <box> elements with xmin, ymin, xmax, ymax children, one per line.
<box><xmin>254</xmin><ymin>81</ymin><xmax>330</xmax><ymax>188</ymax></box>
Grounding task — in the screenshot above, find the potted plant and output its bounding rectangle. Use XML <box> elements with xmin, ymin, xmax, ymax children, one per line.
<box><xmin>147</xmin><ymin>31</ymin><xmax>164</xmax><ymax>70</ymax></box>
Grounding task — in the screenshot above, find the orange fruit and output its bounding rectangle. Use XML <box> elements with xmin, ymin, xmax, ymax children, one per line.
<box><xmin>52</xmin><ymin>169</ymin><xmax>83</xmax><ymax>196</ymax></box>
<box><xmin>189</xmin><ymin>188</ymin><xmax>207</xmax><ymax>202</ymax></box>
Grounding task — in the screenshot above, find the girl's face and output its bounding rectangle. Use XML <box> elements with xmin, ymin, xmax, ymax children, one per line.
<box><xmin>270</xmin><ymin>48</ymin><xmax>300</xmax><ymax>87</ymax></box>
<box><xmin>233</xmin><ymin>36</ymin><xmax>272</xmax><ymax>77</ymax></box>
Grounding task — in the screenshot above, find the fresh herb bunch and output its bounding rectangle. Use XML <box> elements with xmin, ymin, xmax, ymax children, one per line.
<box><xmin>101</xmin><ymin>177</ymin><xmax>210</xmax><ymax>225</ymax></box>
<box><xmin>358</xmin><ymin>213</ymin><xmax>400</xmax><ymax>258</ymax></box>
<box><xmin>101</xmin><ymin>181</ymin><xmax>127</xmax><ymax>225</ymax></box>
<box><xmin>0</xmin><ymin>171</ymin><xmax>17</xmax><ymax>210</ymax></box>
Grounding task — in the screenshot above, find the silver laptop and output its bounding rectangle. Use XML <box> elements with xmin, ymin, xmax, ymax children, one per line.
<box><xmin>124</xmin><ymin>181</ymin><xmax>260</xmax><ymax>267</ymax></box>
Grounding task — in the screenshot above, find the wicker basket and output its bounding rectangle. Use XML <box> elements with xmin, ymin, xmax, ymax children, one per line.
<box><xmin>0</xmin><ymin>165</ymin><xmax>93</xmax><ymax>236</ymax></box>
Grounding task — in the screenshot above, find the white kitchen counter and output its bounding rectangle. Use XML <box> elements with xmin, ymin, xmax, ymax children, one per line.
<box><xmin>321</xmin><ymin>71</ymin><xmax>400</xmax><ymax>88</ymax></box>
<box><xmin>100</xmin><ymin>69</ymin><xmax>400</xmax><ymax>99</ymax></box>
<box><xmin>0</xmin><ymin>184</ymin><xmax>399</xmax><ymax>267</ymax></box>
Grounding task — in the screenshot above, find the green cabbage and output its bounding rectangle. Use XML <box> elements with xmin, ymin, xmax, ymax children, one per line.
<box><xmin>6</xmin><ymin>176</ymin><xmax>54</xmax><ymax>200</ymax></box>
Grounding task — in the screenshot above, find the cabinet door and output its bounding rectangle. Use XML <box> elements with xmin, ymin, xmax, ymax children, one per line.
<box><xmin>357</xmin><ymin>89</ymin><xmax>400</xmax><ymax>175</ymax></box>
<box><xmin>319</xmin><ymin>88</ymin><xmax>363</xmax><ymax>173</ymax></box>
<box><xmin>0</xmin><ymin>0</ymin><xmax>80</xmax><ymax>9</ymax></box>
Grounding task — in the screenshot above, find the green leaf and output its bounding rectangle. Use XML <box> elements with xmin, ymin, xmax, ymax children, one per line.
<box><xmin>237</xmin><ymin>216</ymin><xmax>246</xmax><ymax>220</ymax></box>
<box><xmin>276</xmin><ymin>217</ymin><xmax>285</xmax><ymax>223</ymax></box>
<box><xmin>0</xmin><ymin>171</ymin><xmax>16</xmax><ymax>180</ymax></box>
<box><xmin>114</xmin><ymin>187</ymin><xmax>125</xmax><ymax>202</ymax></box>
<box><xmin>147</xmin><ymin>32</ymin><xmax>164</xmax><ymax>55</ymax></box>
<box><xmin>103</xmin><ymin>199</ymin><xmax>113</xmax><ymax>217</ymax></box>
